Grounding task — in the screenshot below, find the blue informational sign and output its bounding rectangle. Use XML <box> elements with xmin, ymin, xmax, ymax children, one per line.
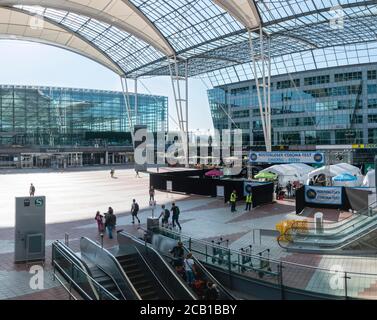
<box><xmin>249</xmin><ymin>151</ymin><xmax>325</xmax><ymax>164</ymax></box>
<box><xmin>304</xmin><ymin>186</ymin><xmax>343</xmax><ymax>205</ymax></box>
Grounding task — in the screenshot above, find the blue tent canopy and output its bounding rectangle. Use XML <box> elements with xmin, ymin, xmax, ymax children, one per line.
<box><xmin>332</xmin><ymin>173</ymin><xmax>357</xmax><ymax>182</ymax></box>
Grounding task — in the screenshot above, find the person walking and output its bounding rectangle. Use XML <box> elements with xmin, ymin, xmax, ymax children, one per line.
<box><xmin>105</xmin><ymin>208</ymin><xmax>116</xmax><ymax>239</ymax></box>
<box><xmin>245</xmin><ymin>192</ymin><xmax>253</xmax><ymax>211</ymax></box>
<box><xmin>286</xmin><ymin>181</ymin><xmax>292</xmax><ymax>198</ymax></box>
<box><xmin>184</xmin><ymin>253</ymin><xmax>196</xmax><ymax>286</ymax></box>
<box><xmin>29</xmin><ymin>183</ymin><xmax>35</xmax><ymax>197</ymax></box>
<box><xmin>158</xmin><ymin>204</ymin><xmax>170</xmax><ymax>227</ymax></box>
<box><xmin>131</xmin><ymin>199</ymin><xmax>141</xmax><ymax>224</ymax></box>
<box><xmin>135</xmin><ymin>168</ymin><xmax>140</xmax><ymax>178</ymax></box>
<box><xmin>171</xmin><ymin>203</ymin><xmax>182</xmax><ymax>231</ymax></box>
<box><xmin>230</xmin><ymin>190</ymin><xmax>237</xmax><ymax>212</ymax></box>
<box><xmin>149</xmin><ymin>186</ymin><xmax>155</xmax><ymax>202</ymax></box>
<box><xmin>110</xmin><ymin>168</ymin><xmax>115</xmax><ymax>178</ymax></box>
<box><xmin>95</xmin><ymin>211</ymin><xmax>104</xmax><ymax>233</ymax></box>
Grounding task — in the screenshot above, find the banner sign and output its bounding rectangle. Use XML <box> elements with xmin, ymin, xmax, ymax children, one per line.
<box><xmin>305</xmin><ymin>186</ymin><xmax>342</xmax><ymax>205</ymax></box>
<box><xmin>249</xmin><ymin>151</ymin><xmax>324</xmax><ymax>164</ymax></box>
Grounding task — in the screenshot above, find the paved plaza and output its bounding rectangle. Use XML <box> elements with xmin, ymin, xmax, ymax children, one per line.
<box><xmin>1</xmin><ymin>167</ymin><xmax>377</xmax><ymax>299</ymax></box>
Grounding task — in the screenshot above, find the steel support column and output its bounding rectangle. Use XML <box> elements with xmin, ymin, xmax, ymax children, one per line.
<box><xmin>167</xmin><ymin>56</ymin><xmax>189</xmax><ymax>167</ymax></box>
<box><xmin>248</xmin><ymin>27</ymin><xmax>272</xmax><ymax>152</ymax></box>
<box><xmin>120</xmin><ymin>75</ymin><xmax>134</xmax><ymax>147</ymax></box>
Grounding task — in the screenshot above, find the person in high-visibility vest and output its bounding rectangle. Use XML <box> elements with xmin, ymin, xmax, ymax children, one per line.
<box><xmin>230</xmin><ymin>190</ymin><xmax>237</xmax><ymax>212</ymax></box>
<box><xmin>245</xmin><ymin>192</ymin><xmax>253</xmax><ymax>211</ymax></box>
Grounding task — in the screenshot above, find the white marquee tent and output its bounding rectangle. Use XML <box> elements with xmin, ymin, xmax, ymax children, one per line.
<box><xmin>307</xmin><ymin>163</ymin><xmax>363</xmax><ymax>186</ymax></box>
<box><xmin>260</xmin><ymin>163</ymin><xmax>313</xmax><ymax>185</ymax></box>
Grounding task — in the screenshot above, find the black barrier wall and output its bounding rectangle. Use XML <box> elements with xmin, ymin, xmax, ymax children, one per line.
<box><xmin>295</xmin><ymin>185</ymin><xmax>370</xmax><ymax>212</ymax></box>
<box><xmin>150</xmin><ymin>170</ymin><xmax>273</xmax><ymax>208</ymax></box>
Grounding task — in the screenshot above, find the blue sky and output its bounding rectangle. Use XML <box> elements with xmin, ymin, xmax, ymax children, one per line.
<box><xmin>0</xmin><ymin>40</ymin><xmax>214</xmax><ymax>131</ymax></box>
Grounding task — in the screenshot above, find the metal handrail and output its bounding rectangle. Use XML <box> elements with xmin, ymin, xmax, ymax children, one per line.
<box><xmin>133</xmin><ymin>245</ymin><xmax>174</xmax><ymax>300</ymax></box>
<box><xmin>53</xmin><ymin>261</ymin><xmax>88</xmax><ymax>301</ymax></box>
<box><xmin>123</xmin><ymin>231</ymin><xmax>197</xmax><ymax>300</ymax></box>
<box><xmin>52</xmin><ymin>242</ymin><xmax>118</xmax><ymax>300</ymax></box>
<box><xmin>181</xmin><ymin>246</ymin><xmax>236</xmax><ymax>300</ymax></box>
<box><xmin>158</xmin><ymin>227</ymin><xmax>278</xmax><ymax>278</ymax></box>
<box><xmin>81</xmin><ymin>237</ymin><xmax>142</xmax><ymax>300</ymax></box>
<box><xmin>95</xmin><ymin>264</ymin><xmax>127</xmax><ymax>300</ymax></box>
<box><xmin>294</xmin><ymin>200</ymin><xmax>377</xmax><ymax>231</ymax></box>
<box><xmin>158</xmin><ymin>226</ymin><xmax>377</xmax><ymax>277</ymax></box>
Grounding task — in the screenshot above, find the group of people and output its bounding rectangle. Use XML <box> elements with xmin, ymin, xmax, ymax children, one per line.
<box><xmin>95</xmin><ymin>207</ymin><xmax>117</xmax><ymax>239</ymax></box>
<box><xmin>170</xmin><ymin>242</ymin><xmax>219</xmax><ymax>300</ymax></box>
<box><xmin>229</xmin><ymin>190</ymin><xmax>253</xmax><ymax>213</ymax></box>
<box><xmin>159</xmin><ymin>202</ymin><xmax>182</xmax><ymax>231</ymax></box>
<box><xmin>275</xmin><ymin>180</ymin><xmax>302</xmax><ymax>200</ymax></box>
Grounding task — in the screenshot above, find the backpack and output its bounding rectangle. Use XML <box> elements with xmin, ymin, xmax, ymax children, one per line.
<box><xmin>164</xmin><ymin>209</ymin><xmax>170</xmax><ymax>219</ymax></box>
<box><xmin>134</xmin><ymin>203</ymin><xmax>139</xmax><ymax>212</ymax></box>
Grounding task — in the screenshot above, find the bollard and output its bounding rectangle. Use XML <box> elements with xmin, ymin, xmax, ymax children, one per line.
<box><xmin>65</xmin><ymin>233</ymin><xmax>69</xmax><ymax>246</ymax></box>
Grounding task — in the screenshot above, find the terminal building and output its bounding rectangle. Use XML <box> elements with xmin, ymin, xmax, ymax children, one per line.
<box><xmin>208</xmin><ymin>63</ymin><xmax>377</xmax><ymax>167</ymax></box>
<box><xmin>0</xmin><ymin>85</ymin><xmax>168</xmax><ymax>168</ymax></box>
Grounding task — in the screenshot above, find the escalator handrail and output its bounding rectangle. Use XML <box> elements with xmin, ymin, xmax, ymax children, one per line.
<box><xmin>181</xmin><ymin>245</ymin><xmax>237</xmax><ymax>300</ymax></box>
<box><xmin>291</xmin><ymin>200</ymin><xmax>377</xmax><ymax>233</ymax></box>
<box><xmin>283</xmin><ymin>211</ymin><xmax>377</xmax><ymax>245</ymax></box>
<box><xmin>132</xmin><ymin>245</ymin><xmax>174</xmax><ymax>300</ymax></box>
<box><xmin>52</xmin><ymin>241</ymin><xmax>118</xmax><ymax>300</ymax></box>
<box><xmin>80</xmin><ymin>237</ymin><xmax>142</xmax><ymax>300</ymax></box>
<box><xmin>95</xmin><ymin>264</ymin><xmax>127</xmax><ymax>300</ymax></box>
<box><xmin>280</xmin><ymin>200</ymin><xmax>377</xmax><ymax>244</ymax></box>
<box><xmin>53</xmin><ymin>241</ymin><xmax>99</xmax><ymax>300</ymax></box>
<box><xmin>123</xmin><ymin>232</ymin><xmax>197</xmax><ymax>300</ymax></box>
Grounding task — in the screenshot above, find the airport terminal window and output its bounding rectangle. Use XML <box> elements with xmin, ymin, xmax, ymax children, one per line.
<box><xmin>368</xmin><ymin>70</ymin><xmax>377</xmax><ymax>80</ymax></box>
<box><xmin>335</xmin><ymin>130</ymin><xmax>363</xmax><ymax>144</ymax></box>
<box><xmin>368</xmin><ymin>85</ymin><xmax>377</xmax><ymax>94</ymax></box>
<box><xmin>334</xmin><ymin>72</ymin><xmax>362</xmax><ymax>82</ymax></box>
<box><xmin>276</xmin><ymin>79</ymin><xmax>300</xmax><ymax>89</ymax></box>
<box><xmin>230</xmin><ymin>87</ymin><xmax>249</xmax><ymax>95</ymax></box>
<box><xmin>278</xmin><ymin>132</ymin><xmax>301</xmax><ymax>145</ymax></box>
<box><xmin>368</xmin><ymin>114</ymin><xmax>377</xmax><ymax>123</ymax></box>
<box><xmin>316</xmin><ymin>131</ymin><xmax>332</xmax><ymax>144</ymax></box>
<box><xmin>304</xmin><ymin>75</ymin><xmax>330</xmax><ymax>86</ymax></box>
<box><xmin>368</xmin><ymin>128</ymin><xmax>377</xmax><ymax>143</ymax></box>
<box><xmin>368</xmin><ymin>99</ymin><xmax>377</xmax><ymax>108</ymax></box>
<box><xmin>232</xmin><ymin>110</ymin><xmax>249</xmax><ymax>118</ymax></box>
<box><xmin>0</xmin><ymin>86</ymin><xmax>167</xmax><ymax>147</ymax></box>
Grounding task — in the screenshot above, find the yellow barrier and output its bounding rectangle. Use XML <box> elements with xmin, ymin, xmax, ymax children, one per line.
<box><xmin>276</xmin><ymin>220</ymin><xmax>308</xmax><ymax>242</ymax></box>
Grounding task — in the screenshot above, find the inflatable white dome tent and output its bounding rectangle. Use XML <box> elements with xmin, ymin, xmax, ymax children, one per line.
<box><xmin>260</xmin><ymin>163</ymin><xmax>313</xmax><ymax>185</ymax></box>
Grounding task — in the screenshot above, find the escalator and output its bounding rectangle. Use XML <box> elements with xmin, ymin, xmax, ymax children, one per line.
<box><xmin>87</xmin><ymin>265</ymin><xmax>124</xmax><ymax>300</ymax></box>
<box><xmin>278</xmin><ymin>201</ymin><xmax>377</xmax><ymax>253</ymax></box>
<box><xmin>118</xmin><ymin>230</ymin><xmax>236</xmax><ymax>300</ymax></box>
<box><xmin>51</xmin><ymin>240</ymin><xmax>120</xmax><ymax>300</ymax></box>
<box><xmin>116</xmin><ymin>253</ymin><xmax>166</xmax><ymax>300</ymax></box>
<box><xmin>81</xmin><ymin>236</ymin><xmax>197</xmax><ymax>300</ymax></box>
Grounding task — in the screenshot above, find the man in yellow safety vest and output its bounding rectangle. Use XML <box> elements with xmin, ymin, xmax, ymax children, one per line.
<box><xmin>245</xmin><ymin>192</ymin><xmax>253</xmax><ymax>211</ymax></box>
<box><xmin>230</xmin><ymin>190</ymin><xmax>237</xmax><ymax>212</ymax></box>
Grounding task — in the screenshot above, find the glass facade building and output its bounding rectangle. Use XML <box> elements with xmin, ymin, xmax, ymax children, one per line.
<box><xmin>208</xmin><ymin>63</ymin><xmax>377</xmax><ymax>147</ymax></box>
<box><xmin>0</xmin><ymin>85</ymin><xmax>168</xmax><ymax>147</ymax></box>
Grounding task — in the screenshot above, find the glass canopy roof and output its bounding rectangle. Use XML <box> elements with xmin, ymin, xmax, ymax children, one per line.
<box><xmin>0</xmin><ymin>0</ymin><xmax>375</xmax><ymax>85</ymax></box>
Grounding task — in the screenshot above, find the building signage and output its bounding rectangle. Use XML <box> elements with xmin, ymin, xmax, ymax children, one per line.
<box><xmin>249</xmin><ymin>151</ymin><xmax>325</xmax><ymax>164</ymax></box>
<box><xmin>305</xmin><ymin>186</ymin><xmax>342</xmax><ymax>205</ymax></box>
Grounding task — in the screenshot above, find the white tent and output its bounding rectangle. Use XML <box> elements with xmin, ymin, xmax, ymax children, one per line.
<box><xmin>363</xmin><ymin>169</ymin><xmax>375</xmax><ymax>188</ymax></box>
<box><xmin>308</xmin><ymin>163</ymin><xmax>361</xmax><ymax>178</ymax></box>
<box><xmin>260</xmin><ymin>163</ymin><xmax>313</xmax><ymax>185</ymax></box>
<box><xmin>307</xmin><ymin>163</ymin><xmax>363</xmax><ymax>186</ymax></box>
